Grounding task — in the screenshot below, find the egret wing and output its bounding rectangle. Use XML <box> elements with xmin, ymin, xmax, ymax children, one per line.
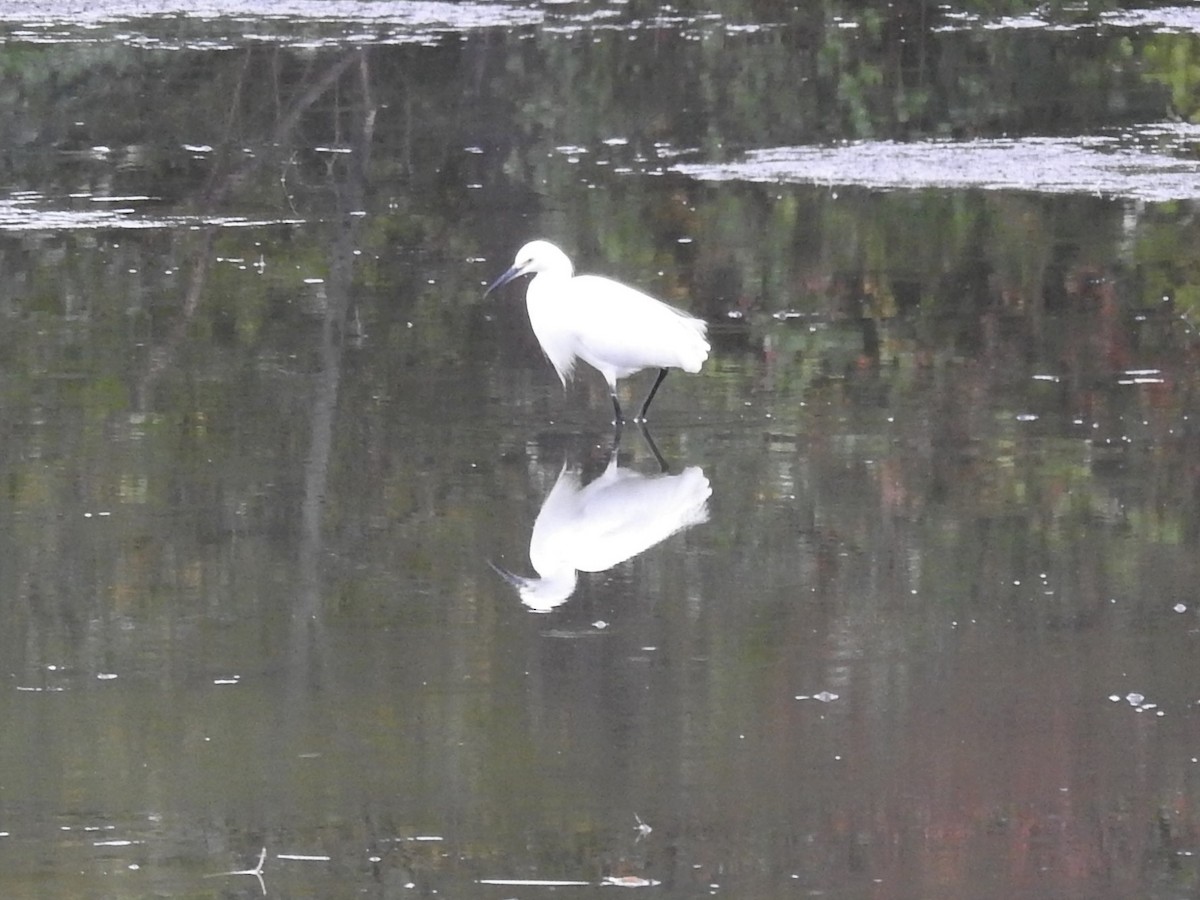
<box><xmin>568</xmin><ymin>275</ymin><xmax>709</xmax><ymax>377</ymax></box>
<box><xmin>571</xmin><ymin>465</ymin><xmax>711</xmax><ymax>571</ymax></box>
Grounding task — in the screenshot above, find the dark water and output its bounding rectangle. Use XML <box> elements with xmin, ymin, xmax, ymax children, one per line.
<box><xmin>3</xmin><ymin>2</ymin><xmax>1200</xmax><ymax>898</ymax></box>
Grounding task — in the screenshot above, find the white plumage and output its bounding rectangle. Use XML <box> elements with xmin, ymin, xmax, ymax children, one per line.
<box><xmin>486</xmin><ymin>240</ymin><xmax>710</xmax><ymax>422</ymax></box>
<box><xmin>493</xmin><ymin>458</ymin><xmax>712</xmax><ymax>611</ymax></box>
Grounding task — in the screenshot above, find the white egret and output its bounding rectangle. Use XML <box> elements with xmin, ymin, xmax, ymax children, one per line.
<box><xmin>492</xmin><ymin>457</ymin><xmax>712</xmax><ymax>612</ymax></box>
<box><xmin>485</xmin><ymin>240</ymin><xmax>710</xmax><ymax>422</ymax></box>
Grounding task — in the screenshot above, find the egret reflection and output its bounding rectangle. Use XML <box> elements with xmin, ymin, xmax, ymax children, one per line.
<box><xmin>493</xmin><ymin>449</ymin><xmax>711</xmax><ymax>612</ymax></box>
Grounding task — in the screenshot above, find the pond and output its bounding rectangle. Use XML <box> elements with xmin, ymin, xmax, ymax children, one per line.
<box><xmin>2</xmin><ymin>1</ymin><xmax>1200</xmax><ymax>898</ymax></box>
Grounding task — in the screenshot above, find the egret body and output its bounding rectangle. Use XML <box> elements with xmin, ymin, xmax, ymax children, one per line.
<box><xmin>485</xmin><ymin>240</ymin><xmax>710</xmax><ymax>422</ymax></box>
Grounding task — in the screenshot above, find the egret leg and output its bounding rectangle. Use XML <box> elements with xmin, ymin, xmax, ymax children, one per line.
<box><xmin>636</xmin><ymin>368</ymin><xmax>669</xmax><ymax>422</ymax></box>
<box><xmin>638</xmin><ymin>423</ymin><xmax>669</xmax><ymax>473</ymax></box>
<box><xmin>609</xmin><ymin>415</ymin><xmax>625</xmax><ymax>463</ymax></box>
<box><xmin>610</xmin><ymin>391</ymin><xmax>625</xmax><ymax>426</ymax></box>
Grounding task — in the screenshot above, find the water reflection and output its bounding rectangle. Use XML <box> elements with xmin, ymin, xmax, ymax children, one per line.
<box><xmin>8</xmin><ymin>3</ymin><xmax>1200</xmax><ymax>898</ymax></box>
<box><xmin>493</xmin><ymin>431</ymin><xmax>711</xmax><ymax>612</ymax></box>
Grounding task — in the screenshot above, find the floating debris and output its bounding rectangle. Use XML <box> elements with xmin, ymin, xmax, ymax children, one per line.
<box><xmin>89</xmin><ymin>195</ymin><xmax>154</xmax><ymax>203</ymax></box>
<box><xmin>478</xmin><ymin>878</ymin><xmax>592</xmax><ymax>886</ymax></box>
<box><xmin>206</xmin><ymin>847</ymin><xmax>266</xmax><ymax>895</ymax></box>
<box><xmin>1117</xmin><ymin>376</ymin><xmax>1166</xmax><ymax>385</ymax></box>
<box><xmin>634</xmin><ymin>813</ymin><xmax>652</xmax><ymax>838</ymax></box>
<box><xmin>1111</xmin><ymin>691</ymin><xmax>1163</xmax><ymax>714</ymax></box>
<box><xmin>602</xmin><ymin>875</ymin><xmax>661</xmax><ymax>887</ymax></box>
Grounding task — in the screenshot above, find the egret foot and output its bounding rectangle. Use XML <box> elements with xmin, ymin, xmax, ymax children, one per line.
<box><xmin>610</xmin><ymin>392</ymin><xmax>625</xmax><ymax>426</ymax></box>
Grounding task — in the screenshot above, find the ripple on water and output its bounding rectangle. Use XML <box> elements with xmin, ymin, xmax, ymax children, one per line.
<box><xmin>0</xmin><ymin>194</ymin><xmax>305</xmax><ymax>232</ymax></box>
<box><xmin>1</xmin><ymin>0</ymin><xmax>544</xmax><ymax>47</ymax></box>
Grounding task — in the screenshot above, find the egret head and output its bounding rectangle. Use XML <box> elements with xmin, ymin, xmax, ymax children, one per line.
<box><xmin>484</xmin><ymin>240</ymin><xmax>574</xmax><ymax>296</ymax></box>
<box><xmin>488</xmin><ymin>559</ymin><xmax>577</xmax><ymax>613</ymax></box>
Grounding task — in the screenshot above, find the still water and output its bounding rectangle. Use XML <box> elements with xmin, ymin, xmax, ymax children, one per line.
<box><xmin>2</xmin><ymin>2</ymin><xmax>1200</xmax><ymax>898</ymax></box>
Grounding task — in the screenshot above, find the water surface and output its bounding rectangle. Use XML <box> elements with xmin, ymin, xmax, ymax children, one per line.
<box><xmin>2</xmin><ymin>3</ymin><xmax>1200</xmax><ymax>899</ymax></box>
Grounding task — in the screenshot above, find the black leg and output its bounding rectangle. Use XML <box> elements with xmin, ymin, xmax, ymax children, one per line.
<box><xmin>638</xmin><ymin>423</ymin><xmax>668</xmax><ymax>473</ymax></box>
<box><xmin>636</xmin><ymin>368</ymin><xmax>669</xmax><ymax>422</ymax></box>
<box><xmin>610</xmin><ymin>415</ymin><xmax>625</xmax><ymax>463</ymax></box>
<box><xmin>610</xmin><ymin>391</ymin><xmax>625</xmax><ymax>426</ymax></box>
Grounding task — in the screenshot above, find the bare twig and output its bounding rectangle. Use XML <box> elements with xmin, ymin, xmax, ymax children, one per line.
<box><xmin>206</xmin><ymin>846</ymin><xmax>267</xmax><ymax>895</ymax></box>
